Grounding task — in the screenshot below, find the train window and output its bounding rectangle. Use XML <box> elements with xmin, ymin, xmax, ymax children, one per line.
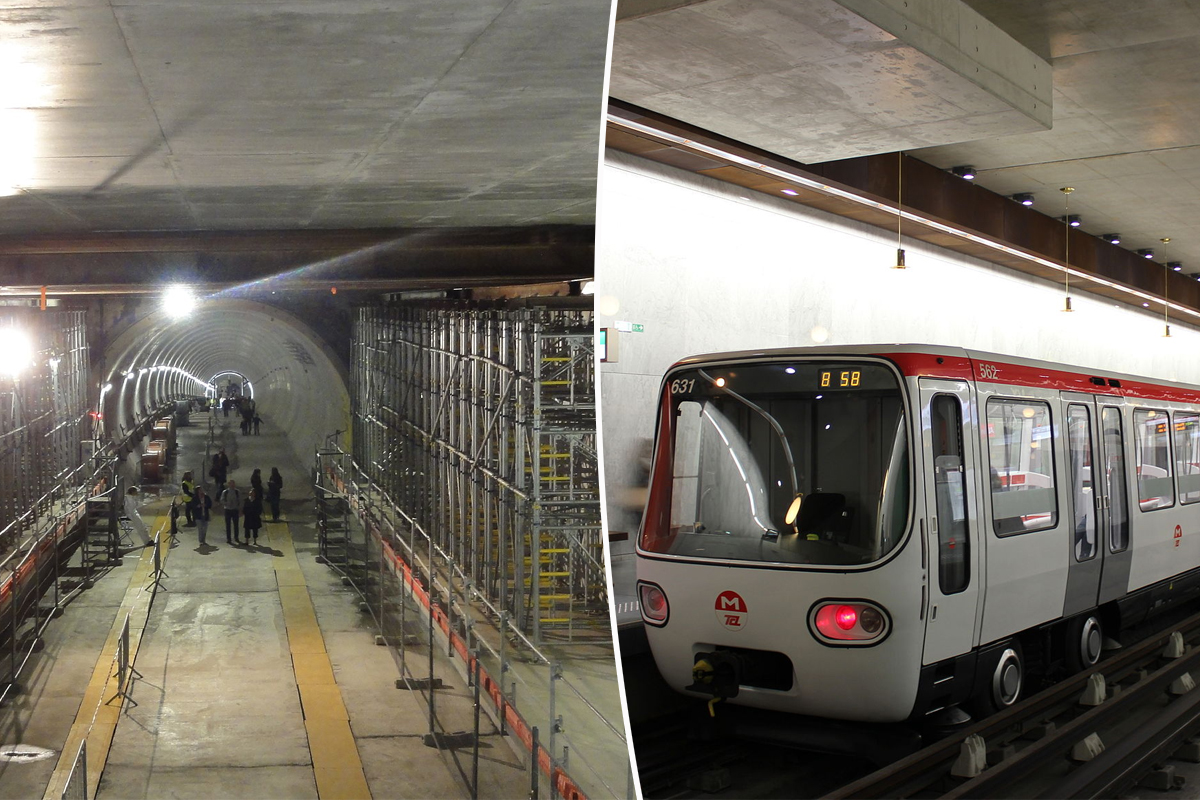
<box><xmin>1066</xmin><ymin>405</ymin><xmax>1097</xmax><ymax>561</ymax></box>
<box><xmin>1173</xmin><ymin>412</ymin><xmax>1200</xmax><ymax>504</ymax></box>
<box><xmin>930</xmin><ymin>396</ymin><xmax>969</xmax><ymax>594</ymax></box>
<box><xmin>1133</xmin><ymin>409</ymin><xmax>1175</xmax><ymax>511</ymax></box>
<box><xmin>640</xmin><ymin>361</ymin><xmax>908</xmax><ymax>566</ymax></box>
<box><xmin>1103</xmin><ymin>407</ymin><xmax>1130</xmax><ymax>552</ymax></box>
<box><xmin>986</xmin><ymin>399</ymin><xmax>1058</xmax><ymax>536</ymax></box>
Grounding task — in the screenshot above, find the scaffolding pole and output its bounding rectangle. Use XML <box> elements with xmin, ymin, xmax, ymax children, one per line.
<box><xmin>346</xmin><ymin>301</ymin><xmax>603</xmax><ymax>642</ymax></box>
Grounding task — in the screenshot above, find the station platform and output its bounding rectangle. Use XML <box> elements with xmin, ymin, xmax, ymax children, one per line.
<box><xmin>0</xmin><ymin>410</ymin><xmax>562</xmax><ymax>799</ymax></box>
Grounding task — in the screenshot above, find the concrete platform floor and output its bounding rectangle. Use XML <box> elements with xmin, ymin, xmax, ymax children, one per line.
<box><xmin>0</xmin><ymin>411</ymin><xmax>535</xmax><ymax>799</ymax></box>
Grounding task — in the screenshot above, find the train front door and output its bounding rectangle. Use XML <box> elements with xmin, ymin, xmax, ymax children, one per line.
<box><xmin>919</xmin><ymin>380</ymin><xmax>983</xmax><ymax>664</ymax></box>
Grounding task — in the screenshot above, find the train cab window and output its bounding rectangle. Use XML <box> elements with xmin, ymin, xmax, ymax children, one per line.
<box><xmin>643</xmin><ymin>361</ymin><xmax>909</xmax><ymax>566</ymax></box>
<box><xmin>1066</xmin><ymin>405</ymin><xmax>1097</xmax><ymax>561</ymax></box>
<box><xmin>930</xmin><ymin>396</ymin><xmax>969</xmax><ymax>594</ymax></box>
<box><xmin>986</xmin><ymin>399</ymin><xmax>1058</xmax><ymax>536</ymax></box>
<box><xmin>1133</xmin><ymin>409</ymin><xmax>1175</xmax><ymax>511</ymax></box>
<box><xmin>1173</xmin><ymin>412</ymin><xmax>1200</xmax><ymax>504</ymax></box>
<box><xmin>1103</xmin><ymin>407</ymin><xmax>1130</xmax><ymax>552</ymax></box>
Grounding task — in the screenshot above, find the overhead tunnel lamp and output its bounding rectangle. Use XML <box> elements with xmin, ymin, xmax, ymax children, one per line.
<box><xmin>163</xmin><ymin>284</ymin><xmax>198</xmax><ymax>320</ymax></box>
<box><xmin>1062</xmin><ymin>215</ymin><xmax>1082</xmax><ymax>227</ymax></box>
<box><xmin>1137</xmin><ymin>249</ymin><xmax>1155</xmax><ymax>259</ymax></box>
<box><xmin>1170</xmin><ymin>261</ymin><xmax>1183</xmax><ymax>272</ymax></box>
<box><xmin>950</xmin><ymin>165</ymin><xmax>976</xmax><ymax>180</ymax></box>
<box><xmin>1012</xmin><ymin>193</ymin><xmax>1035</xmax><ymax>206</ymax></box>
<box><xmin>0</xmin><ymin>329</ymin><xmax>33</xmax><ymax>378</ymax></box>
<box><xmin>1101</xmin><ymin>233</ymin><xmax>1121</xmax><ymax>244</ymax></box>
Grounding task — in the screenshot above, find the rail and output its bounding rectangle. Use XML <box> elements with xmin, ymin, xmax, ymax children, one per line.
<box><xmin>826</xmin><ymin>608</ymin><xmax>1200</xmax><ymax>799</ymax></box>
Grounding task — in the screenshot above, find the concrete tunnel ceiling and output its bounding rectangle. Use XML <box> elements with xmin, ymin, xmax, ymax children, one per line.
<box><xmin>101</xmin><ymin>297</ymin><xmax>349</xmax><ymax>467</ymax></box>
<box><xmin>0</xmin><ymin>0</ymin><xmax>610</xmax><ymax>233</ymax></box>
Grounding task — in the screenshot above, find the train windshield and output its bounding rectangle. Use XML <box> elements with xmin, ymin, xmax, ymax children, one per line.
<box><xmin>641</xmin><ymin>361</ymin><xmax>909</xmax><ymax>566</ymax></box>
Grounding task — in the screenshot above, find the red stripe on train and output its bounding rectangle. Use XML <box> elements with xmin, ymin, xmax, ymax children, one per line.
<box><xmin>882</xmin><ymin>352</ymin><xmax>1200</xmax><ymax>404</ymax></box>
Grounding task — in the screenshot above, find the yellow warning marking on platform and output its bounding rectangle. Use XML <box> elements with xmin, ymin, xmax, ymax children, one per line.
<box><xmin>276</xmin><ymin>568</ymin><xmax>307</xmax><ymax>587</ymax></box>
<box><xmin>279</xmin><ymin>585</ymin><xmax>316</xmax><ymax>609</ymax></box>
<box><xmin>306</xmin><ymin>718</ymin><xmax>362</xmax><ymax>771</ymax></box>
<box><xmin>288</xmin><ymin>629</ymin><xmax>329</xmax><ymax>655</ymax></box>
<box><xmin>274</xmin><ymin>521</ymin><xmax>372</xmax><ymax>800</ymax></box>
<box><xmin>314</xmin><ymin>767</ymin><xmax>373</xmax><ymax>800</ymax></box>
<box><xmin>293</xmin><ymin>652</ymin><xmax>337</xmax><ymax>685</ymax></box>
<box><xmin>299</xmin><ymin>684</ymin><xmax>349</xmax><ymax>720</ymax></box>
<box><xmin>42</xmin><ymin>513</ymin><xmax>173</xmax><ymax>800</ymax></box>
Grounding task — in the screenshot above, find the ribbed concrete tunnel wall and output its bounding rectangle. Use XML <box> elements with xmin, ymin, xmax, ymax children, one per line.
<box><xmin>100</xmin><ymin>298</ymin><xmax>350</xmax><ymax>467</ymax></box>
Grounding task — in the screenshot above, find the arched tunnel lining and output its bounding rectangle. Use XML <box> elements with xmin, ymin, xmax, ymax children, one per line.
<box><xmin>102</xmin><ymin>298</ymin><xmax>350</xmax><ymax>469</ymax></box>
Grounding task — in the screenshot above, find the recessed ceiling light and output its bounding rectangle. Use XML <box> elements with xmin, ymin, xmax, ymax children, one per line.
<box><xmin>1137</xmin><ymin>248</ymin><xmax>1155</xmax><ymax>259</ymax></box>
<box><xmin>1063</xmin><ymin>214</ymin><xmax>1082</xmax><ymax>227</ymax></box>
<box><xmin>1101</xmin><ymin>233</ymin><xmax>1121</xmax><ymax>244</ymax></box>
<box><xmin>951</xmin><ymin>165</ymin><xmax>976</xmax><ymax>180</ymax></box>
<box><xmin>1012</xmin><ymin>193</ymin><xmax>1035</xmax><ymax>206</ymax></box>
<box><xmin>1169</xmin><ymin>261</ymin><xmax>1183</xmax><ymax>272</ymax></box>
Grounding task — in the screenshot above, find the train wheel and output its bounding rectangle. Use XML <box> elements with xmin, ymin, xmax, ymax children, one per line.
<box><xmin>967</xmin><ymin>640</ymin><xmax>1024</xmax><ymax>719</ymax></box>
<box><xmin>1066</xmin><ymin>614</ymin><xmax>1103</xmax><ymax>673</ymax></box>
<box><xmin>990</xmin><ymin>644</ymin><xmax>1023</xmax><ymax>709</ymax></box>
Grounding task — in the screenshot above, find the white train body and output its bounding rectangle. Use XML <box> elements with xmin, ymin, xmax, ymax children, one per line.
<box><xmin>636</xmin><ymin>345</ymin><xmax>1200</xmax><ymax>722</ymax></box>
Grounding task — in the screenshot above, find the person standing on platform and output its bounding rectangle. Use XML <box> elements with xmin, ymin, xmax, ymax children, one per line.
<box><xmin>244</xmin><ymin>487</ymin><xmax>263</xmax><ymax>545</ymax></box>
<box><xmin>194</xmin><ymin>486</ymin><xmax>213</xmax><ymax>546</ymax></box>
<box><xmin>250</xmin><ymin>468</ymin><xmax>264</xmax><ymax>497</ymax></box>
<box><xmin>211</xmin><ymin>448</ymin><xmax>230</xmax><ymax>492</ymax></box>
<box><xmin>220</xmin><ymin>479</ymin><xmax>243</xmax><ymax>544</ymax></box>
<box><xmin>181</xmin><ymin>471</ymin><xmax>196</xmax><ymax>525</ymax></box>
<box><xmin>267</xmin><ymin>467</ymin><xmax>283</xmax><ymax>522</ymax></box>
<box><xmin>253</xmin><ymin>413</ymin><xmax>262</xmax><ymax>435</ymax></box>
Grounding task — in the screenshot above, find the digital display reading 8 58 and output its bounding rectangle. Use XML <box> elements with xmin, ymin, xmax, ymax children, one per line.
<box><xmin>665</xmin><ymin>363</ymin><xmax>896</xmax><ymax>399</ymax></box>
<box><xmin>820</xmin><ymin>370</ymin><xmax>861</xmax><ymax>388</ymax></box>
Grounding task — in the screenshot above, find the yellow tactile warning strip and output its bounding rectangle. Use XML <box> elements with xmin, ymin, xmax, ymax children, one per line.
<box><xmin>41</xmin><ymin>512</ymin><xmax>172</xmax><ymax>800</ymax></box>
<box><xmin>269</xmin><ymin>519</ymin><xmax>372</xmax><ymax>800</ymax></box>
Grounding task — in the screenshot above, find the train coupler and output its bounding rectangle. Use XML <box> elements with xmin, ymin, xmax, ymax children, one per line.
<box><xmin>687</xmin><ymin>650</ymin><xmax>742</xmax><ymax>716</ymax></box>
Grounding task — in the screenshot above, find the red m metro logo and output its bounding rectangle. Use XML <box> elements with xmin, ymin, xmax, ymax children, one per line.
<box><xmin>715</xmin><ymin>590</ymin><xmax>748</xmax><ymax>631</ymax></box>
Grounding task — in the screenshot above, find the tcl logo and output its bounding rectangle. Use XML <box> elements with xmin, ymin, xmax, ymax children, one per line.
<box><xmin>715</xmin><ymin>590</ymin><xmax>748</xmax><ymax>631</ymax></box>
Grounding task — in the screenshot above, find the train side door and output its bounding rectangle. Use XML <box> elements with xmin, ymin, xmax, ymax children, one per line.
<box><xmin>919</xmin><ymin>380</ymin><xmax>982</xmax><ymax>664</ymax></box>
<box><xmin>1061</xmin><ymin>393</ymin><xmax>1103</xmax><ymax>616</ymax></box>
<box><xmin>1097</xmin><ymin>402</ymin><xmax>1133</xmax><ymax>604</ymax></box>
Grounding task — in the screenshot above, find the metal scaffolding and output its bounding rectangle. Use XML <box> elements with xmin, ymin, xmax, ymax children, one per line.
<box><xmin>349</xmin><ymin>300</ymin><xmax>603</xmax><ymax>642</ymax></box>
<box><xmin>0</xmin><ymin>310</ymin><xmax>91</xmax><ymax>552</ymax></box>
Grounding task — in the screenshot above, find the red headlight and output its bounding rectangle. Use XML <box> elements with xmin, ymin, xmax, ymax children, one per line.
<box><xmin>810</xmin><ymin>601</ymin><xmax>890</xmax><ymax>644</ymax></box>
<box><xmin>638</xmin><ymin>581</ymin><xmax>669</xmax><ymax>626</ymax></box>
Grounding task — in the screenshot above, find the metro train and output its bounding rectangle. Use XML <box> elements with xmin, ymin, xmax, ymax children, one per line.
<box><xmin>636</xmin><ymin>344</ymin><xmax>1200</xmax><ymax>723</ymax></box>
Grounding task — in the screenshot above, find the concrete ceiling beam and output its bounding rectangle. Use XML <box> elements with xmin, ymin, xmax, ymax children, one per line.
<box><xmin>610</xmin><ymin>0</ymin><xmax>1052</xmax><ymax>162</ymax></box>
